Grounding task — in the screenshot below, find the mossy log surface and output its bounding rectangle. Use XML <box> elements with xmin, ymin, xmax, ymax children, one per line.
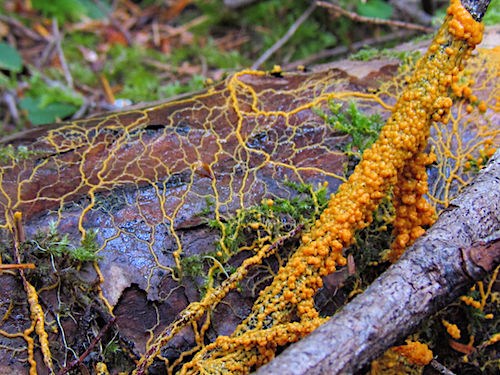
<box><xmin>0</xmin><ymin>54</ymin><xmax>395</xmax><ymax>375</ymax></box>
<box><xmin>0</xmin><ymin>26</ymin><xmax>498</xmax><ymax>374</ymax></box>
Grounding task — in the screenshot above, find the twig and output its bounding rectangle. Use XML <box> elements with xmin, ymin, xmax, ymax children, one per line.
<box><xmin>461</xmin><ymin>0</ymin><xmax>491</xmax><ymax>21</ymax></box>
<box><xmin>152</xmin><ymin>19</ymin><xmax>160</xmax><ymax>47</ymax></box>
<box><xmin>251</xmin><ymin>2</ymin><xmax>317</xmax><ymax>69</ymax></box>
<box><xmin>71</xmin><ymin>98</ymin><xmax>90</xmax><ymax>120</ymax></box>
<box><xmin>430</xmin><ymin>359</ymin><xmax>457</xmax><ymax>375</ymax></box>
<box><xmin>99</xmin><ymin>74</ymin><xmax>115</xmax><ymax>104</ymax></box>
<box><xmin>2</xmin><ymin>91</ymin><xmax>20</xmax><ymax>125</ymax></box>
<box><xmin>0</xmin><ymin>14</ymin><xmax>47</xmax><ymax>41</ymax></box>
<box><xmin>316</xmin><ymin>1</ymin><xmax>434</xmax><ymax>33</ymax></box>
<box><xmin>388</xmin><ymin>0</ymin><xmax>433</xmax><ymax>26</ymax></box>
<box><xmin>52</xmin><ymin>18</ymin><xmax>74</xmax><ymax>88</ymax></box>
<box><xmin>224</xmin><ymin>0</ymin><xmax>259</xmax><ymax>8</ymax></box>
<box><xmin>57</xmin><ymin>316</ymin><xmax>116</xmax><ymax>375</ymax></box>
<box><xmin>38</xmin><ymin>35</ymin><xmax>57</xmax><ymax>68</ymax></box>
<box><xmin>0</xmin><ymin>263</ymin><xmax>36</xmax><ymax>270</ymax></box>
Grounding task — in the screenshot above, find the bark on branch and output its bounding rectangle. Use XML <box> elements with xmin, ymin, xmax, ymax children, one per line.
<box><xmin>256</xmin><ymin>149</ymin><xmax>500</xmax><ymax>375</ymax></box>
<box><xmin>461</xmin><ymin>0</ymin><xmax>491</xmax><ymax>20</ymax></box>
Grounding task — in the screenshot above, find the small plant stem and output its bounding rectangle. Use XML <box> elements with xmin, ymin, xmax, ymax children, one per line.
<box><xmin>57</xmin><ymin>316</ymin><xmax>116</xmax><ymax>375</ymax></box>
<box><xmin>316</xmin><ymin>1</ymin><xmax>434</xmax><ymax>33</ymax></box>
<box><xmin>251</xmin><ymin>2</ymin><xmax>317</xmax><ymax>69</ymax></box>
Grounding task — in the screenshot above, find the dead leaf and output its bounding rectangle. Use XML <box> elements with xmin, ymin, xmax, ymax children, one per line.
<box><xmin>448</xmin><ymin>339</ymin><xmax>475</xmax><ymax>355</ymax></box>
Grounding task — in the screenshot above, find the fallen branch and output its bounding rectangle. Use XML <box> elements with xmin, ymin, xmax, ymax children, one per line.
<box><xmin>316</xmin><ymin>1</ymin><xmax>434</xmax><ymax>33</ymax></box>
<box><xmin>255</xmin><ymin>149</ymin><xmax>500</xmax><ymax>374</ymax></box>
<box><xmin>0</xmin><ymin>14</ymin><xmax>47</xmax><ymax>41</ymax></box>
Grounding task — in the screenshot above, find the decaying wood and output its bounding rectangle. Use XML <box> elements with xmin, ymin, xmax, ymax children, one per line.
<box><xmin>0</xmin><ymin>24</ymin><xmax>497</xmax><ymax>374</ymax></box>
<box><xmin>256</xmin><ymin>149</ymin><xmax>500</xmax><ymax>375</ymax></box>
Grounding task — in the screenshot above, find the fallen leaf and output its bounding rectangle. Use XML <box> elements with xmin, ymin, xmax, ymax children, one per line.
<box><xmin>448</xmin><ymin>339</ymin><xmax>475</xmax><ymax>355</ymax></box>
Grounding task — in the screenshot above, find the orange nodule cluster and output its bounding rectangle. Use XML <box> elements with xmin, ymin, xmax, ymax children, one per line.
<box><xmin>464</xmin><ymin>141</ymin><xmax>497</xmax><ymax>170</ymax></box>
<box><xmin>442</xmin><ymin>319</ymin><xmax>461</xmax><ymax>339</ymax></box>
<box><xmin>392</xmin><ymin>340</ymin><xmax>434</xmax><ymax>366</ymax></box>
<box><xmin>386</xmin><ymin>151</ymin><xmax>437</xmax><ymax>262</ymax></box>
<box><xmin>447</xmin><ymin>0</ymin><xmax>484</xmax><ymax>47</ymax></box>
<box><xmin>180</xmin><ymin>320</ymin><xmax>323</xmax><ymax>375</ymax></box>
<box><xmin>460</xmin><ymin>295</ymin><xmax>482</xmax><ymax>309</ymax></box>
<box><xmin>26</xmin><ymin>281</ymin><xmax>54</xmax><ymax>373</ymax></box>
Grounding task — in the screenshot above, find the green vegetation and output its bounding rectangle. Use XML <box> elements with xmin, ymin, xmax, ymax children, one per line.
<box><xmin>350</xmin><ymin>48</ymin><xmax>421</xmax><ymax>63</ymax></box>
<box><xmin>0</xmin><ymin>41</ymin><xmax>23</xmax><ymax>73</ymax></box>
<box><xmin>354</xmin><ymin>0</ymin><xmax>393</xmax><ymax>19</ymax></box>
<box><xmin>1</xmin><ymin>0</ymin><xmax>498</xmax><ymax>130</ymax></box>
<box><xmin>0</xmin><ymin>144</ymin><xmax>38</xmax><ymax>164</ymax></box>
<box><xmin>178</xmin><ymin>181</ymin><xmax>328</xmax><ymax>290</ymax></box>
<box><xmin>26</xmin><ymin>221</ymin><xmax>101</xmax><ymax>263</ymax></box>
<box><xmin>18</xmin><ymin>72</ymin><xmax>84</xmax><ymax>125</ymax></box>
<box><xmin>31</xmin><ymin>0</ymin><xmax>111</xmax><ymax>22</ymax></box>
<box><xmin>483</xmin><ymin>0</ymin><xmax>500</xmax><ymax>24</ymax></box>
<box><xmin>419</xmin><ymin>269</ymin><xmax>500</xmax><ymax>375</ymax></box>
<box><xmin>9</xmin><ymin>220</ymin><xmax>133</xmax><ymax>372</ymax></box>
<box><xmin>251</xmin><ymin>1</ymin><xmax>335</xmax><ymax>60</ymax></box>
<box><xmin>1</xmin><ymin>2</ymin><xmax>498</xmax><ymax>373</ymax></box>
<box><xmin>315</xmin><ymin>100</ymin><xmax>385</xmax><ymax>157</ymax></box>
<box><xmin>209</xmin><ymin>180</ymin><xmax>328</xmax><ymax>257</ymax></box>
<box><xmin>179</xmin><ymin>254</ymin><xmax>207</xmax><ymax>279</ymax></box>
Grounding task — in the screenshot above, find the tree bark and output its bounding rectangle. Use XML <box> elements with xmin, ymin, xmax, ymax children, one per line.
<box><xmin>461</xmin><ymin>0</ymin><xmax>491</xmax><ymax>21</ymax></box>
<box><xmin>255</xmin><ymin>148</ymin><xmax>500</xmax><ymax>375</ymax></box>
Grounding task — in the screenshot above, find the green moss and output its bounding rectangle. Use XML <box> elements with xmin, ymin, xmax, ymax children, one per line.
<box><xmin>0</xmin><ymin>144</ymin><xmax>38</xmax><ymax>164</ymax></box>
<box><xmin>31</xmin><ymin>0</ymin><xmax>111</xmax><ymax>23</ymax></box>
<box><xmin>72</xmin><ymin>229</ymin><xmax>101</xmax><ymax>262</ymax></box>
<box><xmin>25</xmin><ymin>222</ymin><xmax>101</xmax><ymax>263</ymax></box>
<box><xmin>16</xmin><ymin>72</ymin><xmax>84</xmax><ymax>125</ymax></box>
<box><xmin>197</xmin><ymin>197</ymin><xmax>215</xmax><ymax>218</ymax></box>
<box><xmin>8</xmin><ymin>221</ymin><xmax>132</xmax><ymax>373</ymax></box>
<box><xmin>350</xmin><ymin>47</ymin><xmax>421</xmax><ymax>63</ymax></box>
<box><xmin>315</xmin><ymin>100</ymin><xmax>384</xmax><ymax>157</ymax></box>
<box><xmin>31</xmin><ymin>0</ymin><xmax>87</xmax><ymax>23</ymax></box>
<box><xmin>158</xmin><ymin>75</ymin><xmax>207</xmax><ymax>98</ymax></box>
<box><xmin>241</xmin><ymin>0</ymin><xmax>336</xmax><ymax>65</ymax></box>
<box><xmin>212</xmin><ymin>181</ymin><xmax>328</xmax><ymax>258</ymax></box>
<box><xmin>179</xmin><ymin>254</ymin><xmax>207</xmax><ymax>279</ymax></box>
<box><xmin>180</xmin><ymin>181</ymin><xmax>328</xmax><ymax>290</ymax></box>
<box><xmin>101</xmin><ymin>44</ymin><xmax>208</xmax><ymax>102</ymax></box>
<box><xmin>28</xmin><ymin>73</ymin><xmax>83</xmax><ymax>107</ymax></box>
<box><xmin>194</xmin><ymin>0</ymin><xmax>338</xmax><ymax>68</ymax></box>
<box><xmin>349</xmin><ymin>48</ymin><xmax>381</xmax><ymax>61</ymax></box>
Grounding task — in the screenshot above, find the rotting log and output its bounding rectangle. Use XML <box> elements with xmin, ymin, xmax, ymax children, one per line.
<box><xmin>255</xmin><ymin>148</ymin><xmax>500</xmax><ymax>375</ymax></box>
<box><xmin>0</xmin><ymin>24</ymin><xmax>498</xmax><ymax>375</ymax></box>
<box><xmin>0</xmin><ymin>54</ymin><xmax>402</xmax><ymax>375</ymax></box>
